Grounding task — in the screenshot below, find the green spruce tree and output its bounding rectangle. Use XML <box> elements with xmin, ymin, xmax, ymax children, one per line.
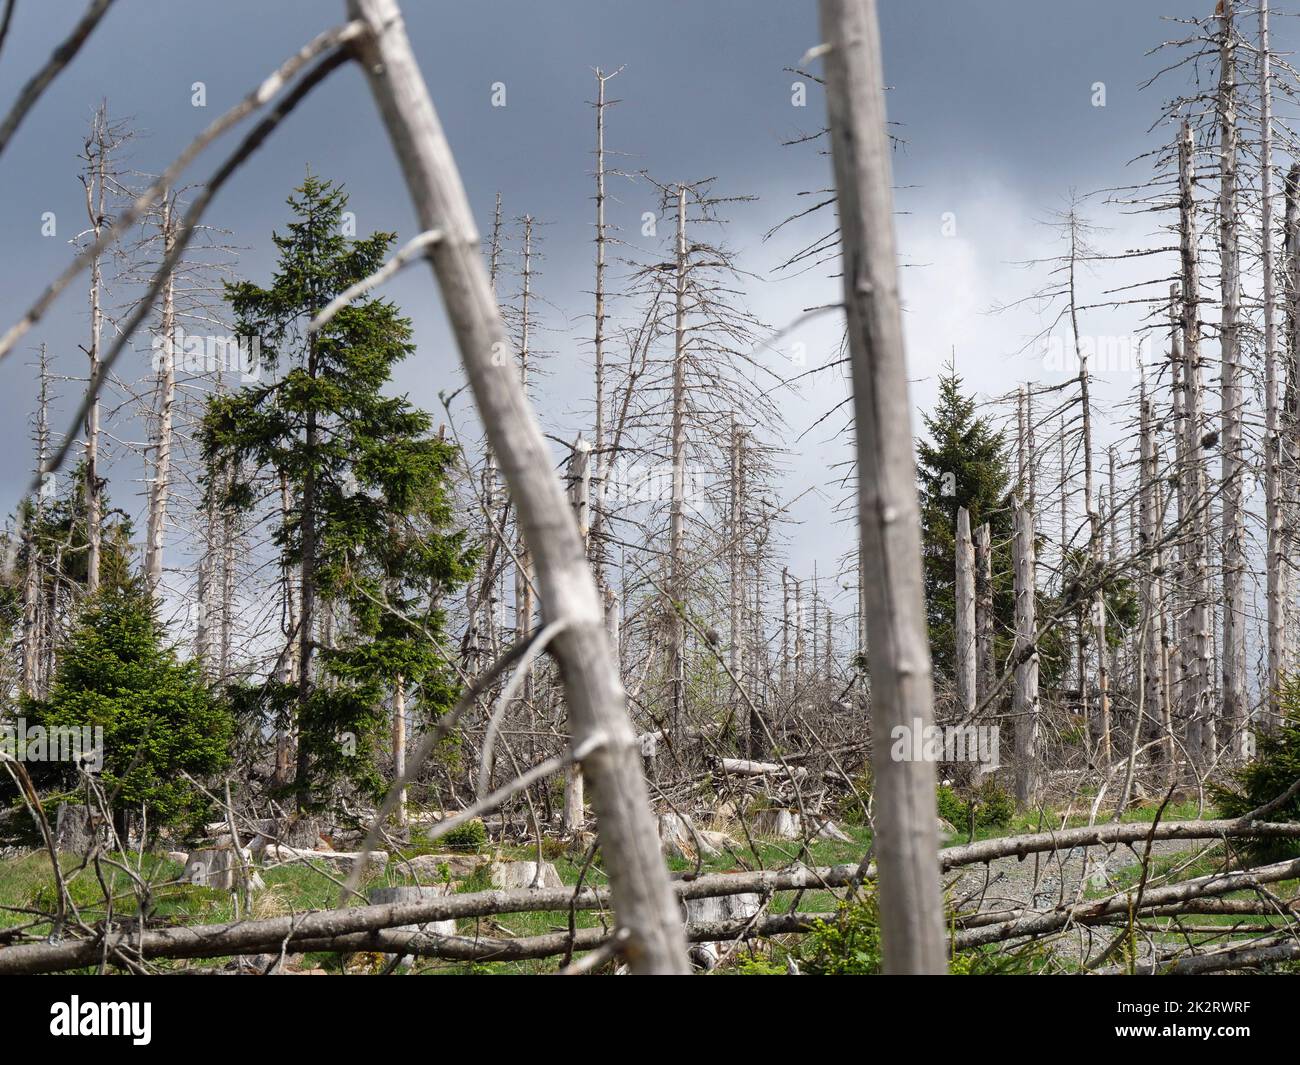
<box><xmin>916</xmin><ymin>363</ymin><xmax>1013</xmax><ymax>683</ymax></box>
<box><xmin>201</xmin><ymin>173</ymin><xmax>475</xmax><ymax>808</ymax></box>
<box><xmin>24</xmin><ymin>581</ymin><xmax>232</xmax><ymax>834</ymax></box>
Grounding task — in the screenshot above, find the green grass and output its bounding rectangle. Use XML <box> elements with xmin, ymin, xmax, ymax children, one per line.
<box><xmin>0</xmin><ymin>800</ymin><xmax>1269</xmax><ymax>975</ymax></box>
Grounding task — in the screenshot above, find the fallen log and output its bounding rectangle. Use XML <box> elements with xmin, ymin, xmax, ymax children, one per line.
<box><xmin>1112</xmin><ymin>935</ymin><xmax>1300</xmax><ymax>975</ymax></box>
<box><xmin>938</xmin><ymin>818</ymin><xmax>1300</xmax><ymax>872</ymax></box>
<box><xmin>718</xmin><ymin>759</ymin><xmax>808</xmax><ymax>781</ymax></box>
<box><xmin>954</xmin><ymin>855</ymin><xmax>1300</xmax><ymax>949</ymax></box>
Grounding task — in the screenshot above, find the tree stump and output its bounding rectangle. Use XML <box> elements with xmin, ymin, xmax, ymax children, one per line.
<box><xmin>54</xmin><ymin>804</ymin><xmax>108</xmax><ymax>854</ymax></box>
<box><xmin>181</xmin><ymin>846</ymin><xmax>263</xmax><ymax>892</ymax></box>
<box><xmin>488</xmin><ymin>860</ymin><xmax>563</xmax><ymax>890</ymax></box>
<box><xmin>684</xmin><ymin>892</ymin><xmax>763</xmax><ymax>970</ymax></box>
<box><xmin>367</xmin><ymin>884</ymin><xmax>457</xmax><ymax>953</ymax></box>
<box><xmin>751</xmin><ymin>809</ymin><xmax>801</xmax><ymax>839</ymax></box>
<box><xmin>657</xmin><ymin>812</ymin><xmax>721</xmax><ymax>861</ymax></box>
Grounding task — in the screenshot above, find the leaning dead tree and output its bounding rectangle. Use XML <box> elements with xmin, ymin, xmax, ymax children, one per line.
<box><xmin>346</xmin><ymin>0</ymin><xmax>689</xmax><ymax>973</ymax></box>
<box><xmin>820</xmin><ymin>0</ymin><xmax>947</xmax><ymax>974</ymax></box>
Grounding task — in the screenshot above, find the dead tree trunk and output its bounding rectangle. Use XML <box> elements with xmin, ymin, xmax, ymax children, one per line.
<box><xmin>1284</xmin><ymin>165</ymin><xmax>1300</xmax><ymax>697</ymax></box>
<box><xmin>21</xmin><ymin>344</ymin><xmax>50</xmax><ymax>698</ymax></box>
<box><xmin>1013</xmin><ymin>503</ymin><xmax>1039</xmax><ymax>806</ymax></box>
<box><xmin>820</xmin><ymin>0</ymin><xmax>946</xmax><ymax>973</ymax></box>
<box><xmin>1260</xmin><ymin>0</ymin><xmax>1283</xmax><ymax>720</ymax></box>
<box><xmin>1217</xmin><ymin>4</ymin><xmax>1248</xmax><ymax>754</ymax></box>
<box><xmin>954</xmin><ymin>506</ymin><xmax>976</xmax><ymax>719</ymax></box>
<box><xmin>1178</xmin><ymin>122</ymin><xmax>1215</xmax><ymax>768</ymax></box>
<box><xmin>1140</xmin><ymin>370</ymin><xmax>1171</xmax><ymax>769</ymax></box>
<box><xmin>729</xmin><ymin>414</ymin><xmax>743</xmax><ymax>696</ymax></box>
<box><xmin>1067</xmin><ymin>213</ymin><xmax>1110</xmax><ymax>764</ymax></box>
<box><xmin>348</xmin><ymin>0</ymin><xmax>689</xmax><ymax>973</ymax></box>
<box><xmin>144</xmin><ymin>195</ymin><xmax>176</xmax><ymax>600</ymax></box>
<box><xmin>590</xmin><ymin>67</ymin><xmax>617</xmax><ymax>604</ymax></box>
<box><xmin>668</xmin><ymin>184</ymin><xmax>688</xmax><ymax>733</ymax></box>
<box><xmin>564</xmin><ymin>438</ymin><xmax>593</xmax><ymax>834</ymax></box>
<box><xmin>974</xmin><ymin>522</ymin><xmax>994</xmax><ymax>703</ymax></box>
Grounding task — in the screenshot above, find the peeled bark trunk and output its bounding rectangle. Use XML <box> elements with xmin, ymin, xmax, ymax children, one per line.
<box><xmin>1260</xmin><ymin>0</ymin><xmax>1283</xmax><ymax>722</ymax></box>
<box><xmin>1013</xmin><ymin>503</ymin><xmax>1039</xmax><ymax>806</ymax></box>
<box><xmin>820</xmin><ymin>0</ymin><xmax>947</xmax><ymax>973</ymax></box>
<box><xmin>954</xmin><ymin>506</ymin><xmax>976</xmax><ymax>718</ymax></box>
<box><xmin>1217</xmin><ymin>5</ymin><xmax>1248</xmax><ymax>754</ymax></box>
<box><xmin>974</xmin><ymin>522</ymin><xmax>994</xmax><ymax>704</ymax></box>
<box><xmin>669</xmin><ymin>184</ymin><xmax>688</xmax><ymax>733</ymax></box>
<box><xmin>1178</xmin><ymin>122</ymin><xmax>1215</xmax><ymax>768</ymax></box>
<box><xmin>144</xmin><ymin>196</ymin><xmax>176</xmax><ymax>599</ymax></box>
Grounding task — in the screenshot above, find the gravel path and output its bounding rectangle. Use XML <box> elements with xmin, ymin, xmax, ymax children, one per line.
<box><xmin>950</xmin><ymin>832</ymin><xmax>1207</xmax><ymax>967</ymax></box>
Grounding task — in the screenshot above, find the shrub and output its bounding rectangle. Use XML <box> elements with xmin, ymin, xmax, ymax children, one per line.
<box><xmin>22</xmin><ymin>583</ymin><xmax>232</xmax><ymax>834</ymax></box>
<box><xmin>937</xmin><ymin>778</ymin><xmax>1014</xmax><ymax>834</ymax></box>
<box><xmin>971</xmin><ymin>778</ymin><xmax>1014</xmax><ymax>829</ymax></box>
<box><xmin>800</xmin><ymin>894</ymin><xmax>883</xmax><ymax>975</ymax></box>
<box><xmin>936</xmin><ymin>784</ymin><xmax>966</xmax><ymax>826</ymax></box>
<box><xmin>1212</xmin><ymin>684</ymin><xmax>1300</xmax><ymax>860</ymax></box>
<box><xmin>439</xmin><ymin>818</ymin><xmax>487</xmax><ymax>852</ymax></box>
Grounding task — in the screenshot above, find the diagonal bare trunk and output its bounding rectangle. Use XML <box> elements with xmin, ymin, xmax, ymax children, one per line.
<box><xmin>347</xmin><ymin>0</ymin><xmax>688</xmax><ymax>973</ymax></box>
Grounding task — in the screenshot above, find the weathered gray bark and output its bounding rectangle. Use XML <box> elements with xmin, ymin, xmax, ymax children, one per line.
<box><xmin>1261</xmin><ymin>0</ymin><xmax>1283</xmax><ymax>720</ymax></box>
<box><xmin>820</xmin><ymin>0</ymin><xmax>947</xmax><ymax>973</ymax></box>
<box><xmin>974</xmin><ymin>521</ymin><xmax>994</xmax><ymax>703</ymax></box>
<box><xmin>668</xmin><ymin>184</ymin><xmax>688</xmax><ymax>732</ymax></box>
<box><xmin>144</xmin><ymin>195</ymin><xmax>176</xmax><ymax>599</ymax></box>
<box><xmin>347</xmin><ymin>0</ymin><xmax>688</xmax><ymax>973</ymax></box>
<box><xmin>954</xmin><ymin>506</ymin><xmax>976</xmax><ymax>718</ymax></box>
<box><xmin>1012</xmin><ymin>503</ymin><xmax>1039</xmax><ymax>806</ymax></box>
<box><xmin>1217</xmin><ymin>4</ymin><xmax>1248</xmax><ymax>753</ymax></box>
<box><xmin>21</xmin><ymin>345</ymin><xmax>50</xmax><ymax>697</ymax></box>
<box><xmin>392</xmin><ymin>674</ymin><xmax>407</xmax><ymax>827</ymax></box>
<box><xmin>1139</xmin><ymin>371</ymin><xmax>1171</xmax><ymax>768</ymax></box>
<box><xmin>1178</xmin><ymin>122</ymin><xmax>1215</xmax><ymax>767</ymax></box>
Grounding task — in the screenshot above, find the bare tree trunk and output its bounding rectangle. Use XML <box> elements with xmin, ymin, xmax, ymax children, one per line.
<box><xmin>1284</xmin><ymin>165</ymin><xmax>1300</xmax><ymax>699</ymax></box>
<box><xmin>1013</xmin><ymin>503</ymin><xmax>1039</xmax><ymax>806</ymax></box>
<box><xmin>348</xmin><ymin>0</ymin><xmax>689</xmax><ymax>972</ymax></box>
<box><xmin>974</xmin><ymin>522</ymin><xmax>994</xmax><ymax>703</ymax></box>
<box><xmin>781</xmin><ymin>565</ymin><xmax>791</xmax><ymax>694</ymax></box>
<box><xmin>145</xmin><ymin>195</ymin><xmax>176</xmax><ymax>600</ymax></box>
<box><xmin>564</xmin><ymin>439</ymin><xmax>593</xmax><ymax>834</ymax></box>
<box><xmin>794</xmin><ymin>576</ymin><xmax>805</xmax><ymax>684</ymax></box>
<box><xmin>590</xmin><ymin>68</ymin><xmax>616</xmax><ymax>603</ymax></box>
<box><xmin>1260</xmin><ymin>0</ymin><xmax>1283</xmax><ymax>722</ymax></box>
<box><xmin>820</xmin><ymin>0</ymin><xmax>946</xmax><ymax>973</ymax></box>
<box><xmin>1067</xmin><ymin>215</ymin><xmax>1110</xmax><ymax>764</ymax></box>
<box><xmin>392</xmin><ymin>674</ymin><xmax>407</xmax><ymax>827</ymax></box>
<box><xmin>274</xmin><ymin>470</ymin><xmax>297</xmax><ymax>788</ymax></box>
<box><xmin>1140</xmin><ymin>370</ymin><xmax>1171</xmax><ymax>769</ymax></box>
<box><xmin>83</xmin><ymin>114</ymin><xmax>108</xmax><ymax>596</ymax></box>
<box><xmin>669</xmin><ymin>184</ymin><xmax>688</xmax><ymax>733</ymax></box>
<box><xmin>728</xmin><ymin>414</ymin><xmax>743</xmax><ymax>698</ymax></box>
<box><xmin>219</xmin><ymin>474</ymin><xmax>235</xmax><ymax>682</ymax></box>
<box><xmin>1179</xmin><ymin>122</ymin><xmax>1215</xmax><ymax>768</ymax></box>
<box><xmin>1168</xmin><ymin>287</ymin><xmax>1187</xmax><ymax>725</ymax></box>
<box><xmin>954</xmin><ymin>506</ymin><xmax>976</xmax><ymax>718</ymax></box>
<box><xmin>21</xmin><ymin>344</ymin><xmax>50</xmax><ymax>697</ymax></box>
<box><xmin>1217</xmin><ymin>3</ymin><xmax>1247</xmax><ymax>755</ymax></box>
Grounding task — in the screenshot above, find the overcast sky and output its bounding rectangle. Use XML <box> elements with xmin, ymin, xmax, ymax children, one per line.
<box><xmin>0</xmin><ymin>1</ymin><xmax>1274</xmax><ymax>628</ymax></box>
